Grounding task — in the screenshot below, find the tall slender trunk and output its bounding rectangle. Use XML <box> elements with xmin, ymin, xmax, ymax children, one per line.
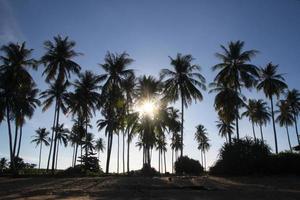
<box><xmin>260</xmin><ymin>124</ymin><xmax>264</xmax><ymax>141</ymax></box>
<box><xmin>228</xmin><ymin>132</ymin><xmax>232</xmax><ymax>145</ymax></box>
<box><xmin>270</xmin><ymin>96</ymin><xmax>278</xmax><ymax>154</ymax></box>
<box><xmin>181</xmin><ymin>95</ymin><xmax>184</xmax><ymax>157</ymax></box>
<box><xmin>85</xmin><ymin>114</ymin><xmax>88</xmax><ymax>157</ymax></box>
<box><xmin>55</xmin><ymin>143</ymin><xmax>59</xmax><ymax>169</ymax></box>
<box><xmin>204</xmin><ymin>152</ymin><xmax>206</xmax><ymax>171</ymax></box>
<box><xmin>252</xmin><ymin>121</ymin><xmax>256</xmax><ymax>140</ymax></box>
<box><xmin>74</xmin><ymin>143</ymin><xmax>78</xmax><ymax>166</ymax></box>
<box><xmin>16</xmin><ymin>124</ymin><xmax>23</xmax><ymax>158</ymax></box>
<box><xmin>234</xmin><ymin>86</ymin><xmax>240</xmax><ymax>140</ymax></box>
<box><xmin>51</xmin><ymin>103</ymin><xmax>60</xmax><ymax>173</ymax></box>
<box><xmin>98</xmin><ymin>150</ymin><xmax>100</xmax><ymax>164</ymax></box>
<box><xmin>13</xmin><ymin>122</ymin><xmax>19</xmax><ymax>157</ymax></box>
<box><xmin>127</xmin><ymin>135</ymin><xmax>130</xmax><ymax>173</ymax></box>
<box><xmin>286</xmin><ymin>125</ymin><xmax>292</xmax><ymax>151</ymax></box>
<box><xmin>106</xmin><ymin>132</ymin><xmax>113</xmax><ymax>173</ymax></box>
<box><xmin>6</xmin><ymin>105</ymin><xmax>15</xmax><ymax>172</ymax></box>
<box><xmin>171</xmin><ymin>148</ymin><xmax>174</xmax><ymax>174</ymax></box>
<box><xmin>72</xmin><ymin>145</ymin><xmax>75</xmax><ymax>167</ymax></box>
<box><xmin>164</xmin><ymin>151</ymin><xmax>166</xmax><ymax>174</ymax></box>
<box><xmin>200</xmin><ymin>150</ymin><xmax>203</xmax><ymax>166</ymax></box>
<box><xmin>80</xmin><ymin>144</ymin><xmax>82</xmax><ymax>164</ymax></box>
<box><xmin>158</xmin><ymin>150</ymin><xmax>160</xmax><ymax>173</ymax></box>
<box><xmin>47</xmin><ymin>101</ymin><xmax>57</xmax><ymax>171</ymax></box>
<box><xmin>39</xmin><ymin>143</ymin><xmax>42</xmax><ymax>169</ymax></box>
<box><xmin>122</xmin><ymin>131</ymin><xmax>125</xmax><ymax>173</ymax></box>
<box><xmin>293</xmin><ymin>112</ymin><xmax>300</xmax><ymax>145</ymax></box>
<box><xmin>117</xmin><ymin>133</ymin><xmax>119</xmax><ymax>173</ymax></box>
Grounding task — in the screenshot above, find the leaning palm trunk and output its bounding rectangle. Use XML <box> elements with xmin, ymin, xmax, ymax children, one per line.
<box><xmin>51</xmin><ymin>103</ymin><xmax>60</xmax><ymax>173</ymax></box>
<box><xmin>252</xmin><ymin>122</ymin><xmax>256</xmax><ymax>140</ymax></box>
<box><xmin>270</xmin><ymin>96</ymin><xmax>278</xmax><ymax>154</ymax></box>
<box><xmin>13</xmin><ymin>122</ymin><xmax>19</xmax><ymax>157</ymax></box>
<box><xmin>74</xmin><ymin>143</ymin><xmax>78</xmax><ymax>166</ymax></box>
<box><xmin>293</xmin><ymin>112</ymin><xmax>300</xmax><ymax>145</ymax></box>
<box><xmin>16</xmin><ymin>123</ymin><xmax>23</xmax><ymax>158</ymax></box>
<box><xmin>285</xmin><ymin>126</ymin><xmax>292</xmax><ymax>151</ymax></box>
<box><xmin>47</xmin><ymin>102</ymin><xmax>57</xmax><ymax>171</ymax></box>
<box><xmin>6</xmin><ymin>106</ymin><xmax>15</xmax><ymax>172</ymax></box>
<box><xmin>259</xmin><ymin>124</ymin><xmax>264</xmax><ymax>141</ymax></box>
<box><xmin>105</xmin><ymin>131</ymin><xmax>113</xmax><ymax>173</ymax></box>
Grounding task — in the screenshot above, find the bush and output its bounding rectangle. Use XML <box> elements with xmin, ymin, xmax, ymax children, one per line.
<box><xmin>60</xmin><ymin>164</ymin><xmax>103</xmax><ymax>177</ymax></box>
<box><xmin>140</xmin><ymin>163</ymin><xmax>158</xmax><ymax>177</ymax></box>
<box><xmin>175</xmin><ymin>156</ymin><xmax>203</xmax><ymax>175</ymax></box>
<box><xmin>268</xmin><ymin>152</ymin><xmax>300</xmax><ymax>175</ymax></box>
<box><xmin>210</xmin><ymin>138</ymin><xmax>271</xmax><ymax>175</ymax></box>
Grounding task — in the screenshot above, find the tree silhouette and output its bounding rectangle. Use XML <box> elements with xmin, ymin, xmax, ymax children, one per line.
<box><xmin>31</xmin><ymin>128</ymin><xmax>50</xmax><ymax>169</ymax></box>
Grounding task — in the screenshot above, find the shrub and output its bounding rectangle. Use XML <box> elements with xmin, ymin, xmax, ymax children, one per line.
<box><xmin>268</xmin><ymin>152</ymin><xmax>300</xmax><ymax>175</ymax></box>
<box><xmin>175</xmin><ymin>156</ymin><xmax>203</xmax><ymax>175</ymax></box>
<box><xmin>210</xmin><ymin>138</ymin><xmax>271</xmax><ymax>175</ymax></box>
<box><xmin>140</xmin><ymin>163</ymin><xmax>158</xmax><ymax>177</ymax></box>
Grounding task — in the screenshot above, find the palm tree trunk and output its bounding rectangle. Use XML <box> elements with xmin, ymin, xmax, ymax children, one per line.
<box><xmin>51</xmin><ymin>103</ymin><xmax>60</xmax><ymax>173</ymax></box>
<box><xmin>252</xmin><ymin>121</ymin><xmax>256</xmax><ymax>140</ymax></box>
<box><xmin>74</xmin><ymin>143</ymin><xmax>78</xmax><ymax>166</ymax></box>
<box><xmin>234</xmin><ymin>84</ymin><xmax>240</xmax><ymax>140</ymax></box>
<box><xmin>181</xmin><ymin>95</ymin><xmax>184</xmax><ymax>158</ymax></box>
<box><xmin>117</xmin><ymin>133</ymin><xmax>119</xmax><ymax>173</ymax></box>
<box><xmin>260</xmin><ymin>124</ymin><xmax>264</xmax><ymax>141</ymax></box>
<box><xmin>6</xmin><ymin>105</ymin><xmax>15</xmax><ymax>172</ymax></box>
<box><xmin>293</xmin><ymin>112</ymin><xmax>300</xmax><ymax>145</ymax></box>
<box><xmin>200</xmin><ymin>150</ymin><xmax>203</xmax><ymax>166</ymax></box>
<box><xmin>39</xmin><ymin>143</ymin><xmax>42</xmax><ymax>169</ymax></box>
<box><xmin>286</xmin><ymin>125</ymin><xmax>292</xmax><ymax>151</ymax></box>
<box><xmin>270</xmin><ymin>96</ymin><xmax>278</xmax><ymax>154</ymax></box>
<box><xmin>158</xmin><ymin>150</ymin><xmax>160</xmax><ymax>173</ymax></box>
<box><xmin>85</xmin><ymin>114</ymin><xmax>88</xmax><ymax>157</ymax></box>
<box><xmin>55</xmin><ymin>143</ymin><xmax>59</xmax><ymax>169</ymax></box>
<box><xmin>228</xmin><ymin>132</ymin><xmax>232</xmax><ymax>145</ymax></box>
<box><xmin>164</xmin><ymin>151</ymin><xmax>166</xmax><ymax>174</ymax></box>
<box><xmin>72</xmin><ymin>145</ymin><xmax>75</xmax><ymax>167</ymax></box>
<box><xmin>13</xmin><ymin>122</ymin><xmax>19</xmax><ymax>157</ymax></box>
<box><xmin>47</xmin><ymin>101</ymin><xmax>57</xmax><ymax>171</ymax></box>
<box><xmin>122</xmin><ymin>131</ymin><xmax>125</xmax><ymax>173</ymax></box>
<box><xmin>106</xmin><ymin>131</ymin><xmax>113</xmax><ymax>173</ymax></box>
<box><xmin>127</xmin><ymin>135</ymin><xmax>130</xmax><ymax>173</ymax></box>
<box><xmin>171</xmin><ymin>148</ymin><xmax>174</xmax><ymax>174</ymax></box>
<box><xmin>16</xmin><ymin>123</ymin><xmax>23</xmax><ymax>158</ymax></box>
<box><xmin>204</xmin><ymin>152</ymin><xmax>207</xmax><ymax>171</ymax></box>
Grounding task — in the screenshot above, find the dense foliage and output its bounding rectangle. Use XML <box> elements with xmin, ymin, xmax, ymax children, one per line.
<box><xmin>175</xmin><ymin>156</ymin><xmax>203</xmax><ymax>175</ymax></box>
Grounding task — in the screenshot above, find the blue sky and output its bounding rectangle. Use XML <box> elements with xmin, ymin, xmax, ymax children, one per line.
<box><xmin>1</xmin><ymin>0</ymin><xmax>300</xmax><ymax>172</ymax></box>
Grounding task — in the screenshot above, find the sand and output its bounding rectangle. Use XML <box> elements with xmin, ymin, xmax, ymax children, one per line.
<box><xmin>0</xmin><ymin>175</ymin><xmax>300</xmax><ymax>199</ymax></box>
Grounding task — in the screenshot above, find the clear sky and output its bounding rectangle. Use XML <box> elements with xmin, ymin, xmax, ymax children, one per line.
<box><xmin>1</xmin><ymin>0</ymin><xmax>300</xmax><ymax>172</ymax></box>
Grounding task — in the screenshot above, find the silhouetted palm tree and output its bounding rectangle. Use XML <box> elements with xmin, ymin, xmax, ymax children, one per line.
<box><xmin>54</xmin><ymin>124</ymin><xmax>69</xmax><ymax>169</ymax></box>
<box><xmin>257</xmin><ymin>63</ymin><xmax>287</xmax><ymax>153</ymax></box>
<box><xmin>194</xmin><ymin>124</ymin><xmax>208</xmax><ymax>167</ymax></box>
<box><xmin>160</xmin><ymin>53</ymin><xmax>206</xmax><ymax>157</ymax></box>
<box><xmin>0</xmin><ymin>42</ymin><xmax>37</xmax><ymax>171</ymax></box>
<box><xmin>31</xmin><ymin>128</ymin><xmax>50</xmax><ymax>169</ymax></box>
<box><xmin>253</xmin><ymin>99</ymin><xmax>270</xmax><ymax>141</ymax></box>
<box><xmin>216</xmin><ymin>118</ymin><xmax>235</xmax><ymax>144</ymax></box>
<box><xmin>72</xmin><ymin>71</ymin><xmax>101</xmax><ymax>157</ymax></box>
<box><xmin>276</xmin><ymin>100</ymin><xmax>294</xmax><ymax>151</ymax></box>
<box><xmin>40</xmin><ymin>80</ymin><xmax>69</xmax><ymax>172</ymax></box>
<box><xmin>0</xmin><ymin>158</ymin><xmax>8</xmax><ymax>172</ymax></box>
<box><xmin>41</xmin><ymin>35</ymin><xmax>81</xmax><ymax>83</ymax></box>
<box><xmin>95</xmin><ymin>137</ymin><xmax>105</xmax><ymax>162</ymax></box>
<box><xmin>156</xmin><ymin>134</ymin><xmax>167</xmax><ymax>173</ymax></box>
<box><xmin>69</xmin><ymin>117</ymin><xmax>85</xmax><ymax>166</ymax></box>
<box><xmin>242</xmin><ymin>99</ymin><xmax>258</xmax><ymax>139</ymax></box>
<box><xmin>285</xmin><ymin>89</ymin><xmax>300</xmax><ymax>145</ymax></box>
<box><xmin>170</xmin><ymin>132</ymin><xmax>181</xmax><ymax>173</ymax></box>
<box><xmin>213</xmin><ymin>41</ymin><xmax>259</xmax><ymax>139</ymax></box>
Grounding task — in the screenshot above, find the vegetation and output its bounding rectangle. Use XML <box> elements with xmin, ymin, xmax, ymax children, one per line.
<box><xmin>1</xmin><ymin>37</ymin><xmax>299</xmax><ymax>177</ymax></box>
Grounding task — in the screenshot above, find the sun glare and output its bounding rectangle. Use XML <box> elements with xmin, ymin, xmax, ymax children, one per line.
<box><xmin>135</xmin><ymin>99</ymin><xmax>159</xmax><ymax>119</ymax></box>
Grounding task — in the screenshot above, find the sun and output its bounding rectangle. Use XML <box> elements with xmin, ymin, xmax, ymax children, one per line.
<box><xmin>135</xmin><ymin>99</ymin><xmax>159</xmax><ymax>119</ymax></box>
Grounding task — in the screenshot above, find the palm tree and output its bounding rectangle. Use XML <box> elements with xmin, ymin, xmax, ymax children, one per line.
<box><xmin>194</xmin><ymin>124</ymin><xmax>208</xmax><ymax>167</ymax></box>
<box><xmin>40</xmin><ymin>80</ymin><xmax>69</xmax><ymax>172</ymax></box>
<box><xmin>213</xmin><ymin>41</ymin><xmax>259</xmax><ymax>139</ymax></box>
<box><xmin>198</xmin><ymin>137</ymin><xmax>210</xmax><ymax>171</ymax></box>
<box><xmin>156</xmin><ymin>134</ymin><xmax>167</xmax><ymax>173</ymax></box>
<box><xmin>254</xmin><ymin>99</ymin><xmax>270</xmax><ymax>141</ymax></box>
<box><xmin>276</xmin><ymin>100</ymin><xmax>294</xmax><ymax>151</ymax></box>
<box><xmin>41</xmin><ymin>35</ymin><xmax>81</xmax><ymax>83</ymax></box>
<box><xmin>0</xmin><ymin>42</ymin><xmax>37</xmax><ymax>171</ymax></box>
<box><xmin>285</xmin><ymin>89</ymin><xmax>300</xmax><ymax>145</ymax></box>
<box><xmin>83</xmin><ymin>133</ymin><xmax>95</xmax><ymax>154</ymax></box>
<box><xmin>257</xmin><ymin>63</ymin><xmax>287</xmax><ymax>153</ymax></box>
<box><xmin>170</xmin><ymin>132</ymin><xmax>181</xmax><ymax>173</ymax></box>
<box><xmin>54</xmin><ymin>124</ymin><xmax>69</xmax><ymax>169</ymax></box>
<box><xmin>72</xmin><ymin>71</ymin><xmax>101</xmax><ymax>157</ymax></box>
<box><xmin>95</xmin><ymin>137</ymin><xmax>105</xmax><ymax>162</ymax></box>
<box><xmin>69</xmin><ymin>117</ymin><xmax>85</xmax><ymax>166</ymax></box>
<box><xmin>216</xmin><ymin>118</ymin><xmax>235</xmax><ymax>144</ymax></box>
<box><xmin>242</xmin><ymin>99</ymin><xmax>258</xmax><ymax>139</ymax></box>
<box><xmin>31</xmin><ymin>128</ymin><xmax>50</xmax><ymax>169</ymax></box>
<box><xmin>160</xmin><ymin>53</ymin><xmax>206</xmax><ymax>157</ymax></box>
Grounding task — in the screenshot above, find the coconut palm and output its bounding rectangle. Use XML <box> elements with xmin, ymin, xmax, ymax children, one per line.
<box><xmin>95</xmin><ymin>137</ymin><xmax>105</xmax><ymax>162</ymax></box>
<box><xmin>170</xmin><ymin>132</ymin><xmax>181</xmax><ymax>173</ymax></box>
<box><xmin>160</xmin><ymin>53</ymin><xmax>206</xmax><ymax>157</ymax></box>
<box><xmin>72</xmin><ymin>71</ymin><xmax>101</xmax><ymax>157</ymax></box>
<box><xmin>40</xmin><ymin>80</ymin><xmax>69</xmax><ymax>172</ymax></box>
<box><xmin>156</xmin><ymin>134</ymin><xmax>167</xmax><ymax>173</ymax></box>
<box><xmin>216</xmin><ymin>118</ymin><xmax>235</xmax><ymax>144</ymax></box>
<box><xmin>54</xmin><ymin>124</ymin><xmax>69</xmax><ymax>169</ymax></box>
<box><xmin>213</xmin><ymin>41</ymin><xmax>259</xmax><ymax>139</ymax></box>
<box><xmin>257</xmin><ymin>63</ymin><xmax>287</xmax><ymax>153</ymax></box>
<box><xmin>198</xmin><ymin>137</ymin><xmax>210</xmax><ymax>171</ymax></box>
<box><xmin>70</xmin><ymin>117</ymin><xmax>86</xmax><ymax>166</ymax></box>
<box><xmin>285</xmin><ymin>89</ymin><xmax>300</xmax><ymax>145</ymax></box>
<box><xmin>41</xmin><ymin>35</ymin><xmax>81</xmax><ymax>83</ymax></box>
<box><xmin>276</xmin><ymin>100</ymin><xmax>294</xmax><ymax>151</ymax></box>
<box><xmin>194</xmin><ymin>124</ymin><xmax>208</xmax><ymax>167</ymax></box>
<box><xmin>0</xmin><ymin>42</ymin><xmax>37</xmax><ymax>171</ymax></box>
<box><xmin>242</xmin><ymin>99</ymin><xmax>258</xmax><ymax>139</ymax></box>
<box><xmin>254</xmin><ymin>99</ymin><xmax>270</xmax><ymax>141</ymax></box>
<box><xmin>31</xmin><ymin>128</ymin><xmax>50</xmax><ymax>169</ymax></box>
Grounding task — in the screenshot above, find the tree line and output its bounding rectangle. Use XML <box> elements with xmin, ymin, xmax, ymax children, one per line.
<box><xmin>0</xmin><ymin>36</ymin><xmax>299</xmax><ymax>174</ymax></box>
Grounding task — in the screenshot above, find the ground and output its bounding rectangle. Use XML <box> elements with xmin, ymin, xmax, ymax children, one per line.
<box><xmin>0</xmin><ymin>175</ymin><xmax>300</xmax><ymax>199</ymax></box>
